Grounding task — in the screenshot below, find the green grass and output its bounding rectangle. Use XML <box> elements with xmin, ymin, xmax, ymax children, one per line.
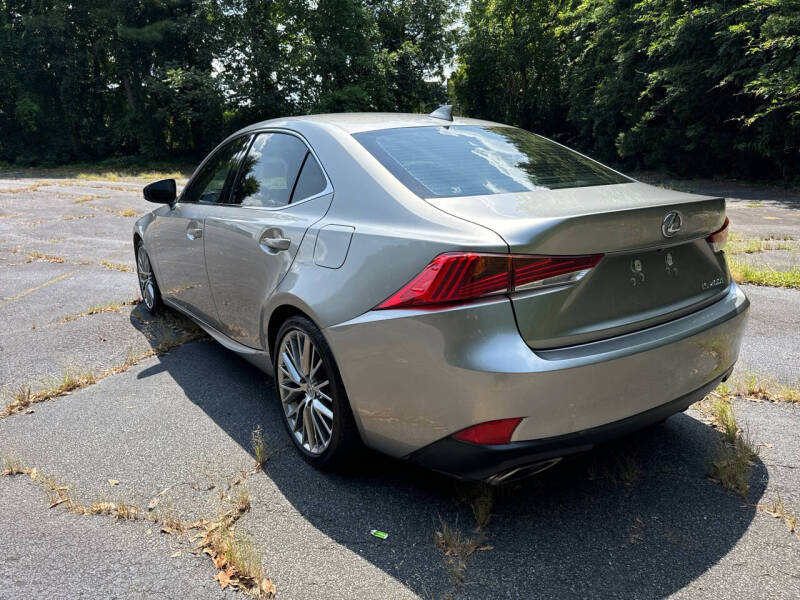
<box><xmin>727</xmin><ymin>233</ymin><xmax>794</xmax><ymax>255</ymax></box>
<box><xmin>728</xmin><ymin>259</ymin><xmax>800</xmax><ymax>289</ymax></box>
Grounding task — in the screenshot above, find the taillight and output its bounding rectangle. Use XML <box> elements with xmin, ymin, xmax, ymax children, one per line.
<box><xmin>451</xmin><ymin>418</ymin><xmax>523</xmax><ymax>445</ymax></box>
<box><xmin>706</xmin><ymin>217</ymin><xmax>729</xmax><ymax>252</ymax></box>
<box><xmin>375</xmin><ymin>252</ymin><xmax>604</xmax><ymax>310</ymax></box>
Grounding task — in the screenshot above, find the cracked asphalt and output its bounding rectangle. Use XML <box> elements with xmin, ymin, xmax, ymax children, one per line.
<box><xmin>0</xmin><ymin>174</ymin><xmax>798</xmax><ymax>599</ymax></box>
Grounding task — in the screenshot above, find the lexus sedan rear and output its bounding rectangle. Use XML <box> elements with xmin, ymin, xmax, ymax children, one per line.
<box><xmin>134</xmin><ymin>110</ymin><xmax>748</xmax><ymax>483</ymax></box>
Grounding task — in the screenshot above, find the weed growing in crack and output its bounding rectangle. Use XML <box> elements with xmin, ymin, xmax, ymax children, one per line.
<box><xmin>759</xmin><ymin>495</ymin><xmax>798</xmax><ymax>537</ymax></box>
<box><xmin>704</xmin><ymin>398</ymin><xmax>758</xmax><ymax>497</ymax></box>
<box><xmin>251</xmin><ymin>426</ymin><xmax>269</xmax><ymax>470</ymax></box>
<box><xmin>1</xmin><ymin>457</ymin><xmax>275</xmax><ymax>597</ymax></box>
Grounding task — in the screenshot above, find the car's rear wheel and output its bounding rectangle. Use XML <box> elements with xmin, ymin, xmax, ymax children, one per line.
<box><xmin>136</xmin><ymin>242</ymin><xmax>161</xmax><ymax>313</ymax></box>
<box><xmin>274</xmin><ymin>316</ymin><xmax>360</xmax><ymax>469</ymax></box>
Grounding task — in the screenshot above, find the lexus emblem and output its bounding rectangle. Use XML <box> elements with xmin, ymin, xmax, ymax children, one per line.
<box><xmin>661</xmin><ymin>211</ymin><xmax>683</xmax><ymax>238</ymax></box>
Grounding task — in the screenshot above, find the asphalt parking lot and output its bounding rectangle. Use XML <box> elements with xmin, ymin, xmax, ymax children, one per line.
<box><xmin>0</xmin><ymin>174</ymin><xmax>798</xmax><ymax>599</ymax></box>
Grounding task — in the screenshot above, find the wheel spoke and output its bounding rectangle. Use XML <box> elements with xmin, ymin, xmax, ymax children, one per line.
<box><xmin>316</xmin><ymin>389</ymin><xmax>334</xmax><ymax>404</ymax></box>
<box><xmin>311</xmin><ymin>397</ymin><xmax>333</xmax><ymax>421</ymax></box>
<box><xmin>277</xmin><ymin>329</ymin><xmax>335</xmax><ymax>455</ymax></box>
<box><xmin>281</xmin><ymin>351</ymin><xmax>303</xmax><ymax>384</ymax></box>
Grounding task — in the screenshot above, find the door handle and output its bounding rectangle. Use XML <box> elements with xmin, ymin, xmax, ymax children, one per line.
<box><xmin>186</xmin><ymin>227</ymin><xmax>203</xmax><ymax>240</ymax></box>
<box><xmin>259</xmin><ymin>228</ymin><xmax>291</xmax><ymax>252</ymax></box>
<box><xmin>260</xmin><ymin>236</ymin><xmax>291</xmax><ymax>251</ymax></box>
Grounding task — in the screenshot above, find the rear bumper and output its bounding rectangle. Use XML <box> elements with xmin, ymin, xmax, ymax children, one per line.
<box><xmin>408</xmin><ymin>370</ymin><xmax>729</xmax><ymax>482</ymax></box>
<box><xmin>324</xmin><ymin>282</ymin><xmax>749</xmax><ymax>460</ymax></box>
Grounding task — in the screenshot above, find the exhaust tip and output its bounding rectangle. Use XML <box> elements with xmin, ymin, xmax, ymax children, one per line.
<box><xmin>485</xmin><ymin>457</ymin><xmax>563</xmax><ymax>485</ymax></box>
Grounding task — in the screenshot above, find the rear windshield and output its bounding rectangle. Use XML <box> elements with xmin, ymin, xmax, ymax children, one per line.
<box><xmin>353</xmin><ymin>125</ymin><xmax>630</xmax><ymax>198</ymax></box>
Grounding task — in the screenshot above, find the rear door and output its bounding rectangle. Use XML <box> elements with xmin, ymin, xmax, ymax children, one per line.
<box><xmin>203</xmin><ymin>131</ymin><xmax>333</xmax><ymax>348</ymax></box>
<box><xmin>150</xmin><ymin>135</ymin><xmax>250</xmax><ymax>325</ymax></box>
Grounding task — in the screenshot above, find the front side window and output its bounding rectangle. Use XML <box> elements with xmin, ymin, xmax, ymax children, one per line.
<box><xmin>182</xmin><ymin>136</ymin><xmax>250</xmax><ymax>204</ymax></box>
<box><xmin>353</xmin><ymin>126</ymin><xmax>630</xmax><ymax>198</ymax></box>
<box><xmin>232</xmin><ymin>133</ymin><xmax>312</xmax><ymax>208</ymax></box>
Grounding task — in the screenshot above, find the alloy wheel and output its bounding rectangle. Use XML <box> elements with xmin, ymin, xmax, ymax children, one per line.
<box><xmin>277</xmin><ymin>329</ymin><xmax>334</xmax><ymax>454</ymax></box>
<box><xmin>136</xmin><ymin>246</ymin><xmax>156</xmax><ymax>310</ymax></box>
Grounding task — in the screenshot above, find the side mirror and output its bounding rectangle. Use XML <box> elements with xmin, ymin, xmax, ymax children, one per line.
<box><xmin>143</xmin><ymin>179</ymin><xmax>176</xmax><ymax>204</ymax></box>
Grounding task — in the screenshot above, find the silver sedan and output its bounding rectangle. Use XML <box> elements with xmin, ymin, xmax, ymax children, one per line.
<box><xmin>134</xmin><ymin>108</ymin><xmax>748</xmax><ymax>483</ymax></box>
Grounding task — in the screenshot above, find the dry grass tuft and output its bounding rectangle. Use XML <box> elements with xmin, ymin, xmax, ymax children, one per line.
<box><xmin>705</xmin><ymin>398</ymin><xmax>758</xmax><ymax>497</ymax></box>
<box><xmin>26</xmin><ymin>250</ymin><xmax>66</xmax><ymax>263</ymax></box>
<box><xmin>98</xmin><ymin>260</ymin><xmax>133</xmax><ymax>272</ymax></box>
<box><xmin>2</xmin><ymin>455</ymin><xmax>28</xmax><ymax>476</ymax></box>
<box><xmin>467</xmin><ymin>484</ymin><xmax>493</xmax><ymax>532</ymax></box>
<box><xmin>714</xmin><ymin>374</ymin><xmax>799</xmax><ymax>404</ymax></box>
<box><xmin>120</xmin><ymin>208</ymin><xmax>136</xmax><ymax>217</ymax></box>
<box><xmin>1</xmin><ymin>457</ymin><xmax>273</xmax><ymax>595</ymax></box>
<box><xmin>60</xmin><ymin>298</ymin><xmax>139</xmax><ymax>322</ymax></box>
<box><xmin>0</xmin><ymin>181</ymin><xmax>56</xmax><ymax>194</ymax></box>
<box><xmin>434</xmin><ymin>517</ymin><xmax>484</xmax><ymax>584</ymax></box>
<box><xmin>251</xmin><ymin>426</ymin><xmax>269</xmax><ymax>471</ymax></box>
<box><xmin>73</xmin><ymin>195</ymin><xmax>95</xmax><ymax>204</ymax></box>
<box><xmin>587</xmin><ymin>446</ymin><xmax>641</xmax><ymax>487</ymax></box>
<box><xmin>191</xmin><ymin>488</ymin><xmax>275</xmax><ymax>597</ymax></box>
<box><xmin>4</xmin><ymin>310</ymin><xmax>204</xmax><ymax>418</ymax></box>
<box><xmin>758</xmin><ymin>496</ymin><xmax>799</xmax><ymax>537</ymax></box>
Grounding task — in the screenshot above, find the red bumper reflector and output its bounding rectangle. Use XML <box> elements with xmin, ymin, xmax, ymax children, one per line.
<box><xmin>451</xmin><ymin>417</ymin><xmax>523</xmax><ymax>445</ymax></box>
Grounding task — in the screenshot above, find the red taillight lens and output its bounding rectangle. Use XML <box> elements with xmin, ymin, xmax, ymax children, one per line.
<box><xmin>706</xmin><ymin>217</ymin><xmax>729</xmax><ymax>252</ymax></box>
<box><xmin>375</xmin><ymin>253</ymin><xmax>510</xmax><ymax>309</ymax></box>
<box><xmin>375</xmin><ymin>252</ymin><xmax>604</xmax><ymax>310</ymax></box>
<box><xmin>451</xmin><ymin>417</ymin><xmax>523</xmax><ymax>445</ymax></box>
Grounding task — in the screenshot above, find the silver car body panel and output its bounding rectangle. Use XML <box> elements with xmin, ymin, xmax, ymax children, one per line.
<box><xmin>324</xmin><ymin>282</ymin><xmax>748</xmax><ymax>457</ymax></box>
<box><xmin>134</xmin><ymin>112</ymin><xmax>749</xmax><ymax>468</ymax></box>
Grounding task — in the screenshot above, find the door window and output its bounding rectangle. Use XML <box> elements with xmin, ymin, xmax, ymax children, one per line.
<box><xmin>182</xmin><ymin>136</ymin><xmax>250</xmax><ymax>204</ymax></box>
<box><xmin>231</xmin><ymin>133</ymin><xmax>312</xmax><ymax>208</ymax></box>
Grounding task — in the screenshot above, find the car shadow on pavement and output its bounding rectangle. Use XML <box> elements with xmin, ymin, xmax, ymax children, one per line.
<box><xmin>134</xmin><ymin>317</ymin><xmax>767</xmax><ymax>599</ymax></box>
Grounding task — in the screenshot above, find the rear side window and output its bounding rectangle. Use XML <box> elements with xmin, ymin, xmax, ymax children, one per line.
<box><xmin>232</xmin><ymin>133</ymin><xmax>309</xmax><ymax>208</ymax></box>
<box><xmin>292</xmin><ymin>154</ymin><xmax>328</xmax><ymax>201</ymax></box>
<box><xmin>353</xmin><ymin>126</ymin><xmax>630</xmax><ymax>198</ymax></box>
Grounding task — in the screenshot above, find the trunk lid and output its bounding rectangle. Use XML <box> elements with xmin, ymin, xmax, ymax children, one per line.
<box><xmin>426</xmin><ymin>182</ymin><xmax>730</xmax><ymax>348</ymax></box>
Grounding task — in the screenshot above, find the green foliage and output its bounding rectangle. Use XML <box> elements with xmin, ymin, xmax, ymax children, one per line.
<box><xmin>2</xmin><ymin>0</ymin><xmax>797</xmax><ymax>179</ymax></box>
<box><xmin>454</xmin><ymin>0</ymin><xmax>800</xmax><ymax>180</ymax></box>
<box><xmin>0</xmin><ymin>0</ymin><xmax>458</xmax><ymax>165</ymax></box>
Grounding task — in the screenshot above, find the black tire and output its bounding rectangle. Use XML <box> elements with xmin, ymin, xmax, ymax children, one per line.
<box><xmin>273</xmin><ymin>316</ymin><xmax>361</xmax><ymax>470</ymax></box>
<box><xmin>135</xmin><ymin>241</ymin><xmax>162</xmax><ymax>313</ymax></box>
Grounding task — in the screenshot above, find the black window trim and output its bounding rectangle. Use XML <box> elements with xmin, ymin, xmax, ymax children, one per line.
<box><xmin>178</xmin><ymin>134</ymin><xmax>253</xmax><ymax>206</ymax></box>
<box><xmin>226</xmin><ymin>128</ymin><xmax>334</xmax><ymax>212</ymax></box>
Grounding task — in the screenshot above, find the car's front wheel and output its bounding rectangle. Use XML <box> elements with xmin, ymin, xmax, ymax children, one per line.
<box><xmin>136</xmin><ymin>242</ymin><xmax>161</xmax><ymax>313</ymax></box>
<box><xmin>274</xmin><ymin>316</ymin><xmax>360</xmax><ymax>469</ymax></box>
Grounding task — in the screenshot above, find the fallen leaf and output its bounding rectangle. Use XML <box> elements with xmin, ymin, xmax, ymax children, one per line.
<box><xmin>477</xmin><ymin>545</ymin><xmax>494</xmax><ymax>551</ymax></box>
<box><xmin>161</xmin><ymin>526</ymin><xmax>174</xmax><ymax>535</ymax></box>
<box><xmin>260</xmin><ymin>578</ymin><xmax>276</xmax><ymax>596</ymax></box>
<box><xmin>213</xmin><ymin>554</ymin><xmax>227</xmax><ymax>569</ymax></box>
<box><xmin>108</xmin><ymin>479</ymin><xmax>119</xmax><ymax>486</ymax></box>
<box><xmin>214</xmin><ymin>570</ymin><xmax>232</xmax><ymax>591</ymax></box>
<box><xmin>99</xmin><ymin>337</ymin><xmax>106</xmax><ymax>342</ymax></box>
<box><xmin>171</xmin><ymin>550</ymin><xmax>181</xmax><ymax>558</ymax></box>
<box><xmin>24</xmin><ymin>409</ymin><xmax>34</xmax><ymax>415</ymax></box>
<box><xmin>148</xmin><ymin>496</ymin><xmax>161</xmax><ymax>511</ymax></box>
